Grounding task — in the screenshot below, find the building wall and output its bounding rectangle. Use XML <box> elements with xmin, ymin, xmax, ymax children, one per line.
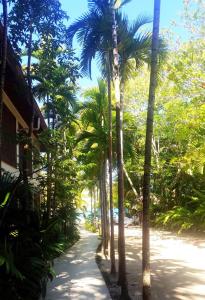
<box><xmin>2</xmin><ymin>104</ymin><xmax>17</xmax><ymax>167</ymax></box>
<box><xmin>2</xmin><ymin>91</ymin><xmax>36</xmax><ymax>174</ymax></box>
<box><xmin>3</xmin><ymin>91</ymin><xmax>28</xmax><ymax>129</ymax></box>
<box><xmin>2</xmin><ymin>161</ymin><xmax>18</xmax><ymax>174</ymax></box>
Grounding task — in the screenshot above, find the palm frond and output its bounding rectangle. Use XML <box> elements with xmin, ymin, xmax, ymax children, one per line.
<box><xmin>67</xmin><ymin>12</ymin><xmax>91</xmax><ymax>46</ymax></box>
<box><xmin>116</xmin><ymin>13</ymin><xmax>153</xmax><ymax>80</ymax></box>
<box><xmin>120</xmin><ymin>0</ymin><xmax>133</xmax><ymax>7</ymax></box>
<box><xmin>129</xmin><ymin>15</ymin><xmax>152</xmax><ymax>35</ymax></box>
<box><xmin>88</xmin><ymin>0</ymin><xmax>110</xmax><ymax>13</ymax></box>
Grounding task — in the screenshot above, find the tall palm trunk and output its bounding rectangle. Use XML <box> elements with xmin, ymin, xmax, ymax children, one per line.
<box><xmin>46</xmin><ymin>151</ymin><xmax>52</xmax><ymax>218</ymax></box>
<box><xmin>111</xmin><ymin>3</ymin><xmax>129</xmax><ymax>298</ymax></box>
<box><xmin>93</xmin><ymin>185</ymin><xmax>96</xmax><ymax>227</ymax></box>
<box><xmin>0</xmin><ymin>0</ymin><xmax>8</xmax><ymax>178</ymax></box>
<box><xmin>22</xmin><ymin>24</ymin><xmax>35</xmax><ymax>213</ymax></box>
<box><xmin>53</xmin><ymin>166</ymin><xmax>57</xmax><ymax>214</ymax></box>
<box><xmin>46</xmin><ymin>95</ymin><xmax>52</xmax><ymax>219</ymax></box>
<box><xmin>97</xmin><ymin>180</ymin><xmax>103</xmax><ymax>235</ymax></box>
<box><xmin>27</xmin><ymin>25</ymin><xmax>34</xmax><ymax>139</ymax></box>
<box><xmin>107</xmin><ymin>51</ymin><xmax>116</xmax><ymax>275</ymax></box>
<box><xmin>100</xmin><ymin>163</ymin><xmax>108</xmax><ymax>254</ymax></box>
<box><xmin>142</xmin><ymin>1</ymin><xmax>161</xmax><ymax>299</ymax></box>
<box><xmin>102</xmin><ymin>159</ymin><xmax>109</xmax><ymax>254</ymax></box>
<box><xmin>99</xmin><ymin>176</ymin><xmax>104</xmax><ymax>238</ymax></box>
<box><xmin>24</xmin><ymin>24</ymin><xmax>33</xmax><ymax>192</ymax></box>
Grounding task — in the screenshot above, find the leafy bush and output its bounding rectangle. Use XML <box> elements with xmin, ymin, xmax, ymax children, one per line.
<box><xmin>155</xmin><ymin>206</ymin><xmax>193</xmax><ymax>232</ymax></box>
<box><xmin>84</xmin><ymin>214</ymin><xmax>97</xmax><ymax>233</ymax></box>
<box><xmin>0</xmin><ymin>170</ymin><xmax>79</xmax><ymax>300</ymax></box>
<box><xmin>155</xmin><ymin>200</ymin><xmax>205</xmax><ymax>233</ymax></box>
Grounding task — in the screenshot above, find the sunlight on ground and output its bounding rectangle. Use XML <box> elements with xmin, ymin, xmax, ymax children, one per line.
<box><xmin>151</xmin><ymin>235</ymin><xmax>205</xmax><ymax>270</ymax></box>
<box><xmin>120</xmin><ymin>227</ymin><xmax>205</xmax><ymax>300</ymax></box>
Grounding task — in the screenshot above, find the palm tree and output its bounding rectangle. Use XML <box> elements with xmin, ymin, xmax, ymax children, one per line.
<box><xmin>142</xmin><ymin>1</ymin><xmax>161</xmax><ymax>299</ymax></box>
<box><xmin>0</xmin><ymin>0</ymin><xmax>8</xmax><ymax>177</ymax></box>
<box><xmin>67</xmin><ymin>0</ymin><xmax>116</xmax><ymax>270</ymax></box>
<box><xmin>116</xmin><ymin>13</ymin><xmax>166</xmax><ymax>298</ymax></box>
<box><xmin>107</xmin><ymin>53</ymin><xmax>116</xmax><ymax>274</ymax></box>
<box><xmin>113</xmin><ymin>13</ymin><xmax>153</xmax><ymax>299</ymax></box>
<box><xmin>111</xmin><ymin>2</ymin><xmax>131</xmax><ymax>298</ymax></box>
<box><xmin>67</xmin><ymin>0</ymin><xmax>133</xmax><ymax>280</ymax></box>
<box><xmin>67</xmin><ymin>2</ymin><xmax>153</xmax><ymax>294</ymax></box>
<box><xmin>78</xmin><ymin>80</ymin><xmax>110</xmax><ymax>253</ymax></box>
<box><xmin>32</xmin><ymin>45</ymin><xmax>78</xmax><ymax>220</ymax></box>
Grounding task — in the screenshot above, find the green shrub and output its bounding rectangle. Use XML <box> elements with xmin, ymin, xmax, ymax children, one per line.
<box><xmin>0</xmin><ymin>170</ymin><xmax>79</xmax><ymax>300</ymax></box>
<box><xmin>84</xmin><ymin>220</ymin><xmax>97</xmax><ymax>232</ymax></box>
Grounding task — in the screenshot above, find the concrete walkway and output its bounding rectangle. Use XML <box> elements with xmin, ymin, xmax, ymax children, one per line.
<box><xmin>46</xmin><ymin>229</ymin><xmax>111</xmax><ymax>300</ymax></box>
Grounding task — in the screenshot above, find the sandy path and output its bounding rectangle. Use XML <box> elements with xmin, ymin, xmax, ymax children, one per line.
<box><xmin>124</xmin><ymin>227</ymin><xmax>205</xmax><ymax>299</ymax></box>
<box><xmin>102</xmin><ymin>226</ymin><xmax>205</xmax><ymax>299</ymax></box>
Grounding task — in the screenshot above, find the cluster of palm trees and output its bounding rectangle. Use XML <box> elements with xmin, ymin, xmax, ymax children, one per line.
<box><xmin>68</xmin><ymin>0</ymin><xmax>161</xmax><ymax>299</ymax></box>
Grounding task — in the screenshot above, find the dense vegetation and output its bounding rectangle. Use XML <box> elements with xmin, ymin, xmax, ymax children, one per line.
<box><xmin>0</xmin><ymin>1</ymin><xmax>80</xmax><ymax>299</ymax></box>
<box><xmin>123</xmin><ymin>32</ymin><xmax>205</xmax><ymax>233</ymax></box>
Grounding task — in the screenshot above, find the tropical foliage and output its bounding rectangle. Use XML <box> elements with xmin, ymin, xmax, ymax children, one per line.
<box><xmin>123</xmin><ymin>35</ymin><xmax>205</xmax><ymax>233</ymax></box>
<box><xmin>0</xmin><ymin>1</ymin><xmax>80</xmax><ymax>299</ymax></box>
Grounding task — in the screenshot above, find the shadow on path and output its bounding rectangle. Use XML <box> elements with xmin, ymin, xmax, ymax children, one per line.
<box><xmin>46</xmin><ymin>229</ymin><xmax>111</xmax><ymax>300</ymax></box>
<box><xmin>123</xmin><ymin>227</ymin><xmax>205</xmax><ymax>300</ymax></box>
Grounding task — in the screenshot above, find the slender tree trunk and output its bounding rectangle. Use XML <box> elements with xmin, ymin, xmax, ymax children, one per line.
<box><xmin>123</xmin><ymin>166</ymin><xmax>138</xmax><ymax>198</ymax></box>
<box><xmin>22</xmin><ymin>25</ymin><xmax>34</xmax><ymax>212</ymax></box>
<box><xmin>50</xmin><ymin>113</ymin><xmax>56</xmax><ymax>215</ymax></box>
<box><xmin>53</xmin><ymin>167</ymin><xmax>57</xmax><ymax>214</ymax></box>
<box><xmin>0</xmin><ymin>0</ymin><xmax>8</xmax><ymax>178</ymax></box>
<box><xmin>99</xmin><ymin>171</ymin><xmax>105</xmax><ymax>249</ymax></box>
<box><xmin>102</xmin><ymin>159</ymin><xmax>109</xmax><ymax>255</ymax></box>
<box><xmin>91</xmin><ymin>188</ymin><xmax>93</xmax><ymax>216</ymax></box>
<box><xmin>27</xmin><ymin>26</ymin><xmax>34</xmax><ymax>140</ymax></box>
<box><xmin>152</xmin><ymin>136</ymin><xmax>160</xmax><ymax>170</ymax></box>
<box><xmin>97</xmin><ymin>182</ymin><xmax>101</xmax><ymax>234</ymax></box>
<box><xmin>93</xmin><ymin>185</ymin><xmax>96</xmax><ymax>228</ymax></box>
<box><xmin>100</xmin><ymin>159</ymin><xmax>109</xmax><ymax>255</ymax></box>
<box><xmin>111</xmin><ymin>3</ymin><xmax>129</xmax><ymax>298</ymax></box>
<box><xmin>46</xmin><ymin>95</ymin><xmax>52</xmax><ymax>219</ymax></box>
<box><xmin>142</xmin><ymin>1</ymin><xmax>161</xmax><ymax>299</ymax></box>
<box><xmin>47</xmin><ymin>96</ymin><xmax>50</xmax><ymax>128</ymax></box>
<box><xmin>46</xmin><ymin>151</ymin><xmax>52</xmax><ymax>219</ymax></box>
<box><xmin>99</xmin><ymin>178</ymin><xmax>104</xmax><ymax>237</ymax></box>
<box><xmin>21</xmin><ymin>26</ymin><xmax>34</xmax><ymax>211</ymax></box>
<box><xmin>117</xmin><ymin>80</ymin><xmax>128</xmax><ymax>298</ymax></box>
<box><xmin>107</xmin><ymin>51</ymin><xmax>116</xmax><ymax>275</ymax></box>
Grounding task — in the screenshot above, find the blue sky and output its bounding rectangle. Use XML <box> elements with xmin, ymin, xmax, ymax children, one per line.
<box><xmin>60</xmin><ymin>0</ymin><xmax>185</xmax><ymax>89</ymax></box>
